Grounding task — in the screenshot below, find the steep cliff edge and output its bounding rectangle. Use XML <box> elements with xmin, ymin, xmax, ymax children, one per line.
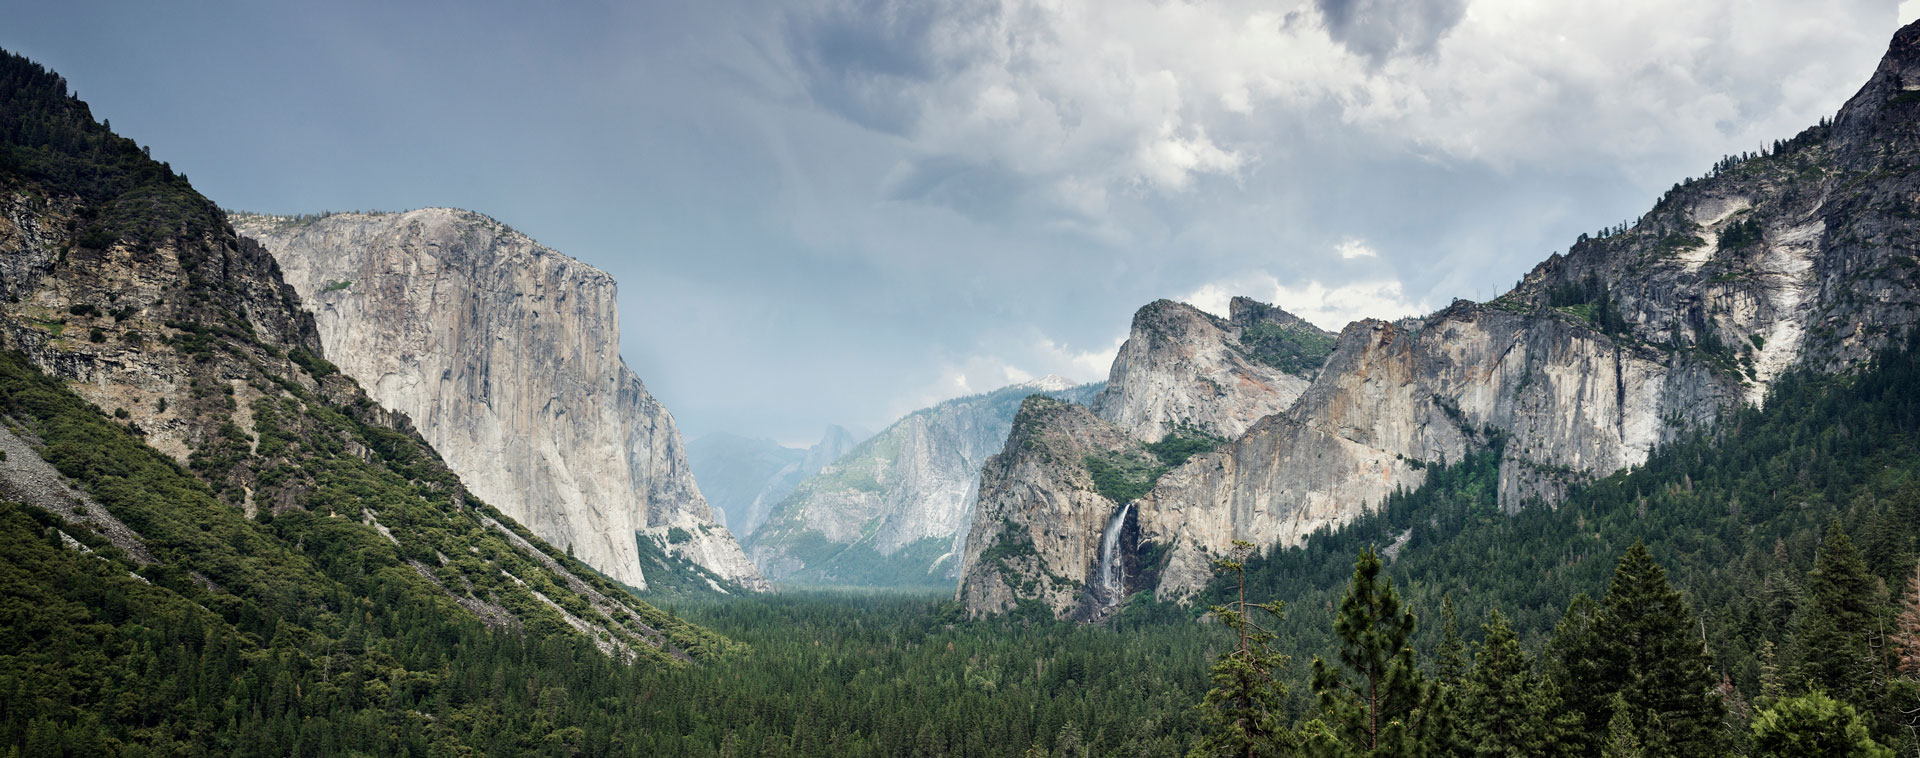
<box><xmin>1091</xmin><ymin>297</ymin><xmax>1332</xmax><ymax>441</ymax></box>
<box><xmin>954</xmin><ymin>396</ymin><xmax>1149</xmax><ymax>618</ymax></box>
<box><xmin>0</xmin><ymin>49</ymin><xmax>728</xmax><ymax>663</ymax></box>
<box><xmin>232</xmin><ymin>209</ymin><xmax>767</xmax><ymax>592</ymax></box>
<box><xmin>749</xmin><ymin>377</ymin><xmax>1099</xmax><ymax>587</ymax></box>
<box><xmin>961</xmin><ymin>21</ymin><xmax>1920</xmax><ymax>616</ymax></box>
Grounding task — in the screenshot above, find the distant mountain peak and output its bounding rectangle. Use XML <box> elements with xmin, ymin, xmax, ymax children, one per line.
<box><xmin>1016</xmin><ymin>374</ymin><xmax>1078</xmax><ymax>392</ymax></box>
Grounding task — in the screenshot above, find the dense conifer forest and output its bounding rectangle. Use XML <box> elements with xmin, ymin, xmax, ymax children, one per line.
<box><xmin>6</xmin><ymin>320</ymin><xmax>1918</xmax><ymax>755</ymax></box>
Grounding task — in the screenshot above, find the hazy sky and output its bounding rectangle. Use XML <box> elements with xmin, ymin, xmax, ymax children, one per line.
<box><xmin>6</xmin><ymin>1</ymin><xmax>1913</xmax><ymax>445</ymax></box>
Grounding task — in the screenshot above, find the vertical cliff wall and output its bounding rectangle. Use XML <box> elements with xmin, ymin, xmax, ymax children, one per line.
<box><xmin>234</xmin><ymin>209</ymin><xmax>767</xmax><ymax>592</ymax></box>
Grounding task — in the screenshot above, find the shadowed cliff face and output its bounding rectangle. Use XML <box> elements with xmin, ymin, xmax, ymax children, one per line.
<box><xmin>961</xmin><ymin>21</ymin><xmax>1920</xmax><ymax>617</ymax></box>
<box><xmin>234</xmin><ymin>209</ymin><xmax>767</xmax><ymax>592</ymax></box>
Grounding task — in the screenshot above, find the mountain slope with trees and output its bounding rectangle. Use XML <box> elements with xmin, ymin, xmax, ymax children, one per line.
<box><xmin>0</xmin><ymin>47</ymin><xmax>734</xmax><ymax>754</ymax></box>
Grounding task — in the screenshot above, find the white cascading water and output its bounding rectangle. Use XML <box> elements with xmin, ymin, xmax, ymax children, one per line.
<box><xmin>1095</xmin><ymin>503</ymin><xmax>1132</xmax><ymax>605</ymax></box>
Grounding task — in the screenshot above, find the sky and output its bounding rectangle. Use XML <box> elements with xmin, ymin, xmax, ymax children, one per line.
<box><xmin>5</xmin><ymin>0</ymin><xmax>1915</xmax><ymax>446</ymax></box>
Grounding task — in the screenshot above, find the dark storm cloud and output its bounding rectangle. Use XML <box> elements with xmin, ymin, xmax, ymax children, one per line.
<box><xmin>1315</xmin><ymin>0</ymin><xmax>1470</xmax><ymax>64</ymax></box>
<box><xmin>782</xmin><ymin>0</ymin><xmax>1003</xmax><ymax>135</ymax></box>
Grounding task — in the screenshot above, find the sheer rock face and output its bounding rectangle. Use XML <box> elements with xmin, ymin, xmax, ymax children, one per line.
<box><xmin>1137</xmin><ymin>307</ymin><xmax>1732</xmax><ymax>599</ymax></box>
<box><xmin>955</xmin><ymin>397</ymin><xmax>1142</xmax><ymax>618</ymax></box>
<box><xmin>749</xmin><ymin>377</ymin><xmax>1098</xmax><ymax>586</ymax></box>
<box><xmin>234</xmin><ymin>209</ymin><xmax>766</xmax><ymax>592</ymax></box>
<box><xmin>961</xmin><ymin>22</ymin><xmax>1920</xmax><ymax>616</ymax></box>
<box><xmin>1090</xmin><ymin>298</ymin><xmax>1327</xmax><ymax>441</ymax></box>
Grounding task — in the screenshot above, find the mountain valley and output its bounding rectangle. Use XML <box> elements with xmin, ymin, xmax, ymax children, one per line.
<box><xmin>3</xmin><ymin>13</ymin><xmax>1920</xmax><ymax>758</ymax></box>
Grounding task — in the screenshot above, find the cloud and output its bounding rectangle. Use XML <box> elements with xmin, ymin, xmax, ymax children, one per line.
<box><xmin>888</xmin><ymin>330</ymin><xmax>1124</xmax><ymax>419</ymax></box>
<box><xmin>1315</xmin><ymin>0</ymin><xmax>1469</xmax><ymax>65</ymax></box>
<box><xmin>781</xmin><ymin>0</ymin><xmax>1893</xmax><ymax>227</ymax></box>
<box><xmin>1336</xmin><ymin>238</ymin><xmax>1377</xmax><ymax>259</ymax></box>
<box><xmin>1184</xmin><ymin>272</ymin><xmax>1429</xmax><ymax>331</ymax></box>
<box><xmin>1030</xmin><ymin>333</ymin><xmax>1126</xmax><ymax>380</ymax></box>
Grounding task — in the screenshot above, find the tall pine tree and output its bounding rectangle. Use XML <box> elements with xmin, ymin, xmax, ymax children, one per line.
<box><xmin>1191</xmin><ymin>541</ymin><xmax>1293</xmax><ymax>758</ymax></box>
<box><xmin>1309</xmin><ymin>549</ymin><xmax>1430</xmax><ymax>757</ymax></box>
<box><xmin>1425</xmin><ymin>596</ymin><xmax>1471</xmax><ymax>758</ymax></box>
<box><xmin>1796</xmin><ymin>524</ymin><xmax>1881</xmax><ymax>712</ymax></box>
<box><xmin>1543</xmin><ymin>594</ymin><xmax>1607</xmax><ymax>756</ymax></box>
<box><xmin>1592</xmin><ymin>541</ymin><xmax>1730</xmax><ymax>757</ymax></box>
<box><xmin>1460</xmin><ymin>609</ymin><xmax>1576</xmax><ymax>758</ymax></box>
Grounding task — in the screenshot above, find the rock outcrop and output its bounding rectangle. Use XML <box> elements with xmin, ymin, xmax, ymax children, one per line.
<box><xmin>960</xmin><ymin>21</ymin><xmax>1920</xmax><ymax>617</ymax></box>
<box><xmin>749</xmin><ymin>377</ymin><xmax>1099</xmax><ymax>587</ymax></box>
<box><xmin>955</xmin><ymin>396</ymin><xmax>1146</xmax><ymax>617</ymax></box>
<box><xmin>1091</xmin><ymin>298</ymin><xmax>1332</xmax><ymax>441</ymax></box>
<box><xmin>233</xmin><ymin>209</ymin><xmax>767</xmax><ymax>592</ymax></box>
<box><xmin>1134</xmin><ymin>305</ymin><xmax>1731</xmax><ymax>599</ymax></box>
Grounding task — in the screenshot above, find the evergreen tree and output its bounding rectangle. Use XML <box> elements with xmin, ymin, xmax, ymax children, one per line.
<box><xmin>1599</xmin><ymin>695</ymin><xmax>1643</xmax><ymax>758</ymax></box>
<box><xmin>1425</xmin><ymin>596</ymin><xmax>1471</xmax><ymax>758</ymax></box>
<box><xmin>1542</xmin><ymin>594</ymin><xmax>1606</xmax><ymax>755</ymax></box>
<box><xmin>1797</xmin><ymin>524</ymin><xmax>1882</xmax><ymax>711</ymax></box>
<box><xmin>1462</xmin><ymin>609</ymin><xmax>1534</xmax><ymax>755</ymax></box>
<box><xmin>1191</xmin><ymin>541</ymin><xmax>1293</xmax><ymax>758</ymax></box>
<box><xmin>1748</xmin><ymin>691</ymin><xmax>1893</xmax><ymax>758</ymax></box>
<box><xmin>1434</xmin><ymin>596</ymin><xmax>1468</xmax><ymax>689</ymax></box>
<box><xmin>1310</xmin><ymin>549</ymin><xmax>1428</xmax><ymax>757</ymax></box>
<box><xmin>1593</xmin><ymin>542</ymin><xmax>1730</xmax><ymax>757</ymax></box>
<box><xmin>1460</xmin><ymin>609</ymin><xmax>1574</xmax><ymax>758</ymax></box>
<box><xmin>1757</xmin><ymin>639</ymin><xmax>1786</xmax><ymax>706</ymax></box>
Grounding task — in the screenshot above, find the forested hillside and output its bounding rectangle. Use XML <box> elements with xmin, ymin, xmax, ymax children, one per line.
<box><xmin>0</xmin><ymin>48</ymin><xmax>733</xmax><ymax>754</ymax></box>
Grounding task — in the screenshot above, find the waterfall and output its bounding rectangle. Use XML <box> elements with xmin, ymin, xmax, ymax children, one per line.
<box><xmin>1095</xmin><ymin>502</ymin><xmax>1132</xmax><ymax>605</ymax></box>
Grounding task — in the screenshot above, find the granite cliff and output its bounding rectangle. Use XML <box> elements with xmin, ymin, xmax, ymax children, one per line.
<box><xmin>749</xmin><ymin>377</ymin><xmax>1100</xmax><ymax>587</ymax></box>
<box><xmin>0</xmin><ymin>52</ymin><xmax>725</xmax><ymax>660</ymax></box>
<box><xmin>232</xmin><ymin>209</ymin><xmax>767</xmax><ymax>592</ymax></box>
<box><xmin>957</xmin><ymin>298</ymin><xmax>1333</xmax><ymax>618</ymax></box>
<box><xmin>960</xmin><ymin>23</ymin><xmax>1920</xmax><ymax>617</ymax></box>
<box><xmin>1092</xmin><ymin>297</ymin><xmax>1333</xmax><ymax>442</ymax></box>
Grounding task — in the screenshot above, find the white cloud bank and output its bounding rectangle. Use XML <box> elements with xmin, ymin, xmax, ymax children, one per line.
<box><xmin>788</xmin><ymin>0</ymin><xmax>1895</xmax><ymax>221</ymax></box>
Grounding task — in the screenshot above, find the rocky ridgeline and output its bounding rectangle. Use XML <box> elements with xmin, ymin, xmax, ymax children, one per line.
<box><xmin>748</xmin><ymin>377</ymin><xmax>1100</xmax><ymax>587</ymax></box>
<box><xmin>1092</xmin><ymin>296</ymin><xmax>1332</xmax><ymax>441</ymax></box>
<box><xmin>959</xmin><ymin>296</ymin><xmax>1332</xmax><ymax>618</ymax></box>
<box><xmin>234</xmin><ymin>209</ymin><xmax>767</xmax><ymax>592</ymax></box>
<box><xmin>959</xmin><ymin>25</ymin><xmax>1920</xmax><ymax>618</ymax></box>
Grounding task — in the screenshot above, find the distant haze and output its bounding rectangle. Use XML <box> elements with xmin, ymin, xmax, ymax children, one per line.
<box><xmin>6</xmin><ymin>0</ymin><xmax>1909</xmax><ymax>442</ymax></box>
